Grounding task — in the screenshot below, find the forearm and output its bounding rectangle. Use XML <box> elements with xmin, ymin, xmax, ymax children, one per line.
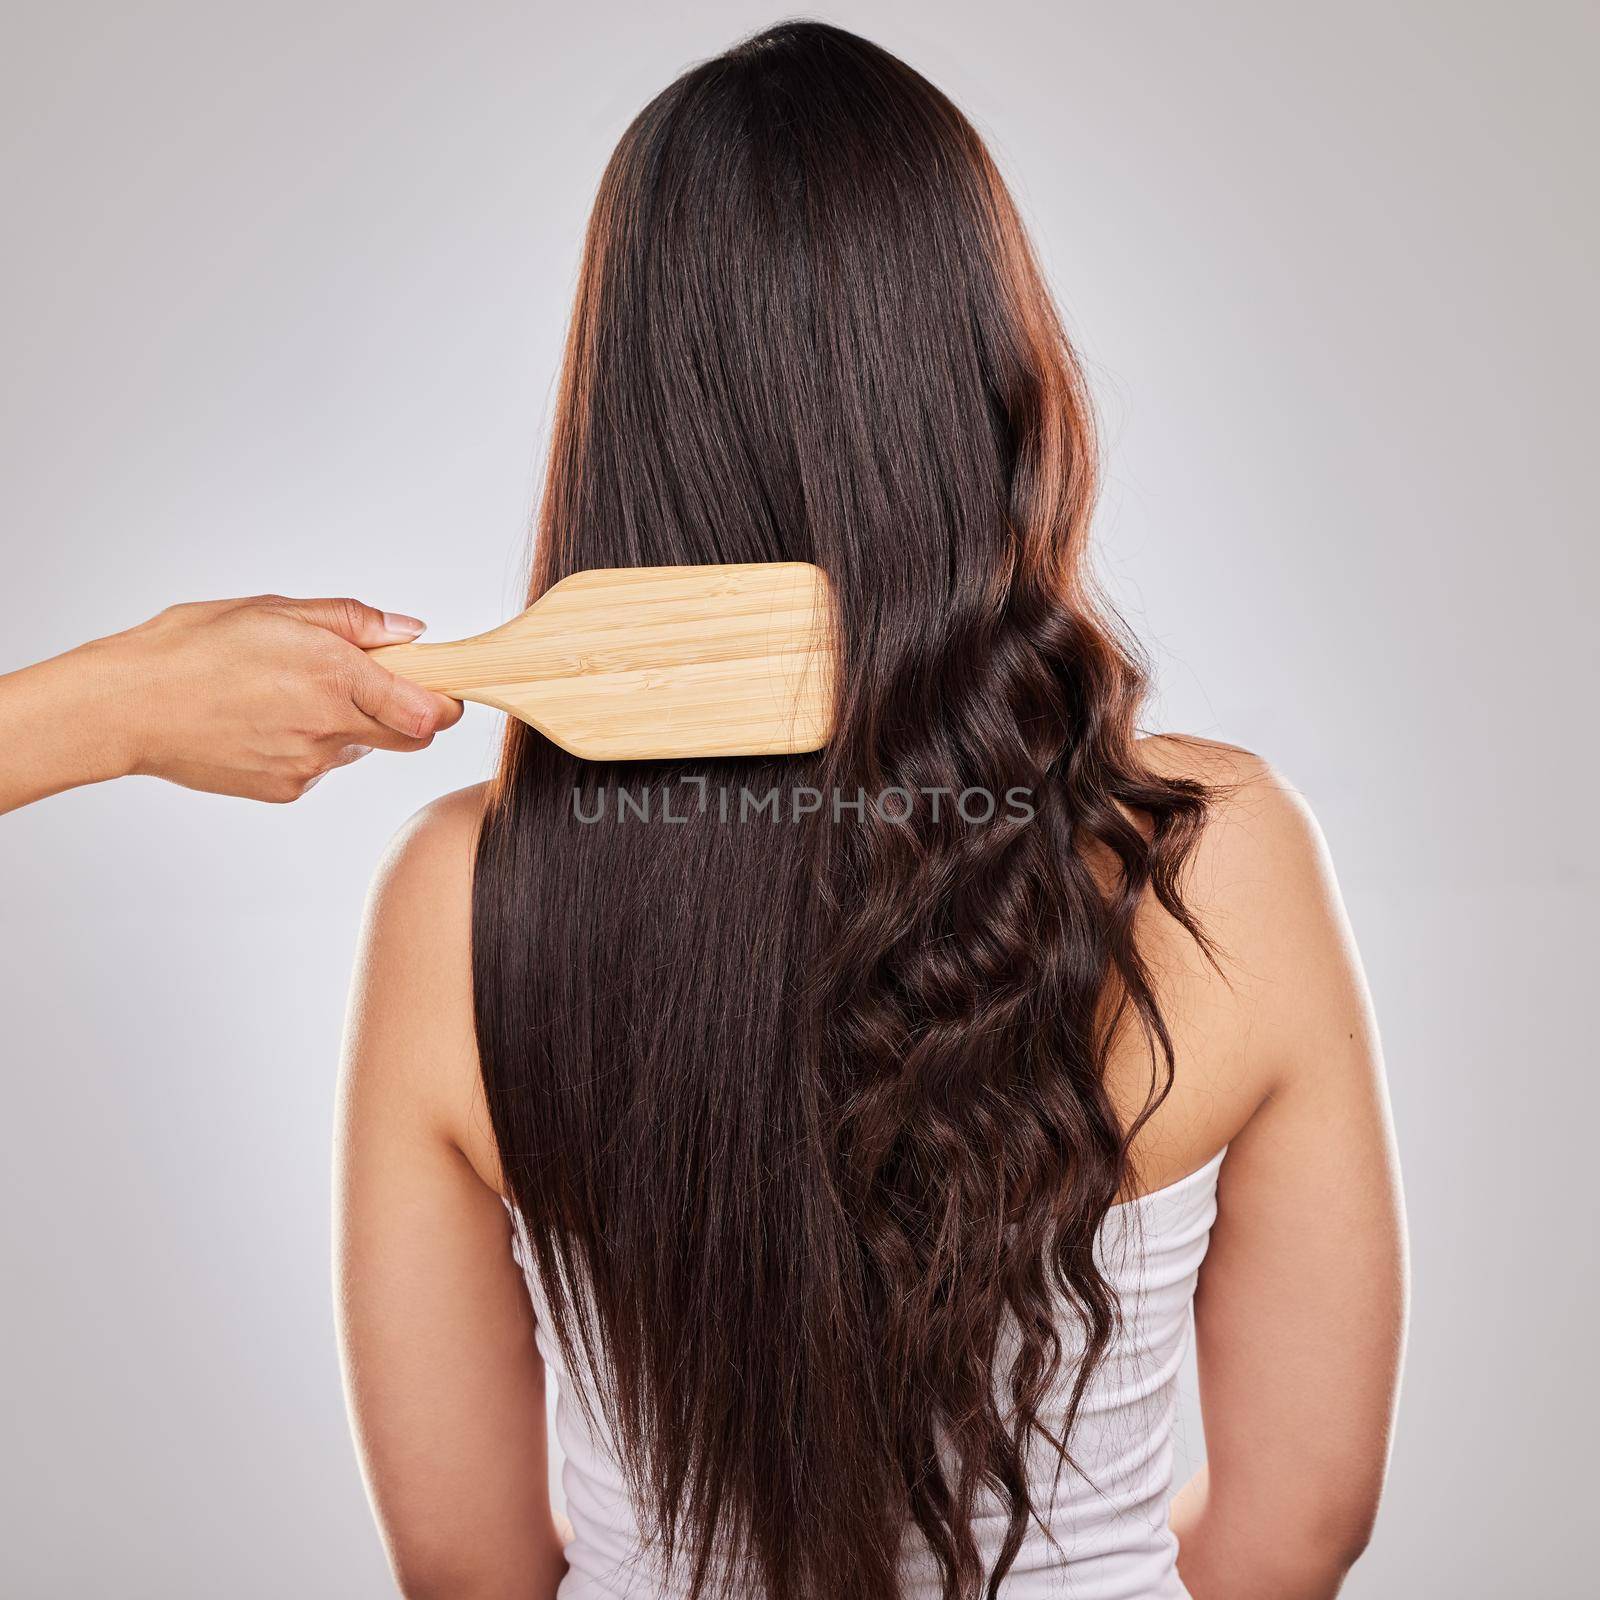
<box><xmin>0</xmin><ymin>641</ymin><xmax>131</xmax><ymax>815</ymax></box>
<box><xmin>1173</xmin><ymin>1468</ymin><xmax>1370</xmax><ymax>1600</ymax></box>
<box><xmin>1</xmin><ymin>596</ymin><xmax>459</xmax><ymax>813</ymax></box>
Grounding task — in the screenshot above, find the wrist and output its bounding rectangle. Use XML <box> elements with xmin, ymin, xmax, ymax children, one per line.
<box><xmin>31</xmin><ymin>636</ymin><xmax>141</xmax><ymax>785</ymax></box>
<box><xmin>0</xmin><ymin>639</ymin><xmax>133</xmax><ymax>814</ymax></box>
<box><xmin>74</xmin><ymin>632</ymin><xmax>156</xmax><ymax>780</ymax></box>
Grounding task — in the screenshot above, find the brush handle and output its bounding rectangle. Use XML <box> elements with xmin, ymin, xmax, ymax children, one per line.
<box><xmin>367</xmin><ymin>636</ymin><xmax>554</xmax><ymax>701</ymax></box>
<box><xmin>367</xmin><ymin>639</ymin><xmax>473</xmax><ymax>698</ymax></box>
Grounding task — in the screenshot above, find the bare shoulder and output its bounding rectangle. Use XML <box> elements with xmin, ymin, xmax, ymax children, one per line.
<box><xmin>1135</xmin><ymin>733</ymin><xmax>1369</xmax><ymax>1089</ymax></box>
<box><xmin>370</xmin><ymin>781</ymin><xmax>490</xmax><ymax>906</ymax></box>
<box><xmin>348</xmin><ymin>782</ymin><xmax>500</xmax><ymax>1187</ymax></box>
<box><xmin>1106</xmin><ymin>734</ymin><xmax>1368</xmax><ymax>1185</ymax></box>
<box><xmin>1137</xmin><ymin>730</ymin><xmax>1310</xmax><ymax>823</ymax></box>
<box><xmin>1136</xmin><ymin>733</ymin><xmax>1338</xmax><ymax>935</ymax></box>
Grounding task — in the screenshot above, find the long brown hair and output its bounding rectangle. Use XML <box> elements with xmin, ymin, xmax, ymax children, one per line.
<box><xmin>473</xmin><ymin>21</ymin><xmax>1209</xmax><ymax>1599</ymax></box>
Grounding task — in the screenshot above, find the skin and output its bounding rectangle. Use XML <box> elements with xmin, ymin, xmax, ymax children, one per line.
<box><xmin>336</xmin><ymin>737</ymin><xmax>1407</xmax><ymax>1600</ymax></box>
<box><xmin>0</xmin><ymin>595</ymin><xmax>462</xmax><ymax>815</ymax></box>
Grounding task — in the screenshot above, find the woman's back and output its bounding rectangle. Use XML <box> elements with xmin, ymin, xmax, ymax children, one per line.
<box><xmin>340</xmin><ymin>727</ymin><xmax>1403</xmax><ymax>1599</ymax></box>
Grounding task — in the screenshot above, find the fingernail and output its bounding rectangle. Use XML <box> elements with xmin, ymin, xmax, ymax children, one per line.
<box><xmin>382</xmin><ymin>612</ymin><xmax>426</xmax><ymax>638</ymax></box>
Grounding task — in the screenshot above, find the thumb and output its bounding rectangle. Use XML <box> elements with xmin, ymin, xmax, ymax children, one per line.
<box><xmin>272</xmin><ymin>596</ymin><xmax>427</xmax><ymax>648</ymax></box>
<box><xmin>348</xmin><ymin>656</ymin><xmax>463</xmax><ymax>741</ymax></box>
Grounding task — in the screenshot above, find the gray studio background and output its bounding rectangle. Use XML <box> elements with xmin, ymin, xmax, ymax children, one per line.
<box><xmin>2</xmin><ymin>2</ymin><xmax>1594</xmax><ymax>1595</ymax></box>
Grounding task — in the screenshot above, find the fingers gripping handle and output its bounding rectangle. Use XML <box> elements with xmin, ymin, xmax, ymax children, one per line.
<box><xmin>366</xmin><ymin>640</ymin><xmax>472</xmax><ymax>698</ymax></box>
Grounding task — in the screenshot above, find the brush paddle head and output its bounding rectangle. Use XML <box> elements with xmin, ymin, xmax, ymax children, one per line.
<box><xmin>367</xmin><ymin>562</ymin><xmax>836</xmax><ymax>761</ymax></box>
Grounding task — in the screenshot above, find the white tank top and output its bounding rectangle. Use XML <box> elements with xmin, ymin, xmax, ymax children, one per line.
<box><xmin>507</xmin><ymin>1146</ymin><xmax>1224</xmax><ymax>1600</ymax></box>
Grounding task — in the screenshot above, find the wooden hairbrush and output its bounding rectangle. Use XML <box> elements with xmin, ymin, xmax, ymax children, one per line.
<box><xmin>367</xmin><ymin>562</ymin><xmax>835</xmax><ymax>761</ymax></box>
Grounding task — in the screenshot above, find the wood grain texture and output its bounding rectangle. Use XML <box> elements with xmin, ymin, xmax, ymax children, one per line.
<box><xmin>367</xmin><ymin>563</ymin><xmax>836</xmax><ymax>760</ymax></box>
